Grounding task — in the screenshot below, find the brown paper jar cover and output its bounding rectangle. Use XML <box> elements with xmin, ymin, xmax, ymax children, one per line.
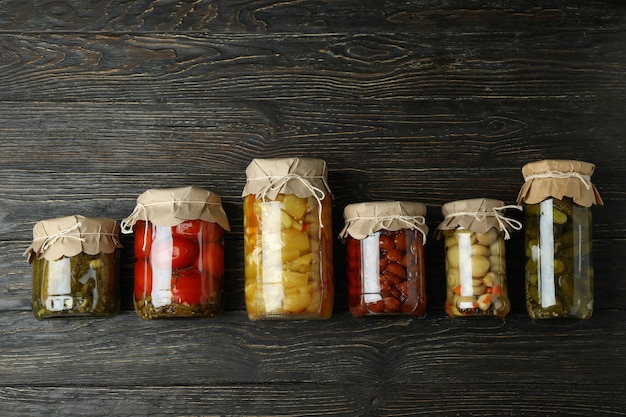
<box><xmin>517</xmin><ymin>159</ymin><xmax>603</xmax><ymax>207</ymax></box>
<box><xmin>437</xmin><ymin>198</ymin><xmax>520</xmax><ymax>238</ymax></box>
<box><xmin>339</xmin><ymin>201</ymin><xmax>428</xmax><ymax>241</ymax></box>
<box><xmin>25</xmin><ymin>215</ymin><xmax>122</xmax><ymax>262</ymax></box>
<box><xmin>121</xmin><ymin>186</ymin><xmax>230</xmax><ymax>232</ymax></box>
<box><xmin>241</xmin><ymin>157</ymin><xmax>331</xmax><ymax>200</ymax></box>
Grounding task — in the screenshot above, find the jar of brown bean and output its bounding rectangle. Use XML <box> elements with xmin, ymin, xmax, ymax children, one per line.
<box><xmin>437</xmin><ymin>198</ymin><xmax>521</xmax><ymax>318</ymax></box>
<box><xmin>340</xmin><ymin>201</ymin><xmax>428</xmax><ymax>317</ymax></box>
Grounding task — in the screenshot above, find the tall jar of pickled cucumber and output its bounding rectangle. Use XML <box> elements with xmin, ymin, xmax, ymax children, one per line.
<box><xmin>242</xmin><ymin>158</ymin><xmax>334</xmax><ymax>320</ymax></box>
<box><xmin>436</xmin><ymin>199</ymin><xmax>521</xmax><ymax>318</ymax></box>
<box><xmin>25</xmin><ymin>215</ymin><xmax>122</xmax><ymax>319</ymax></box>
<box><xmin>517</xmin><ymin>160</ymin><xmax>603</xmax><ymax>319</ymax></box>
<box><xmin>340</xmin><ymin>201</ymin><xmax>428</xmax><ymax>317</ymax></box>
<box><xmin>121</xmin><ymin>186</ymin><xmax>230</xmax><ymax>319</ymax></box>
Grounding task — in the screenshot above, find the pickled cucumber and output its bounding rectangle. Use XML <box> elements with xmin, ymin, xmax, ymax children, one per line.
<box><xmin>524</xmin><ymin>197</ymin><xmax>593</xmax><ymax>319</ymax></box>
<box><xmin>32</xmin><ymin>251</ymin><xmax>120</xmax><ymax>319</ymax></box>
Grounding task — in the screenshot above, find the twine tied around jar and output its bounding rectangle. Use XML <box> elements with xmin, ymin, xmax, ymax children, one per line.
<box><xmin>37</xmin><ymin>222</ymin><xmax>86</xmax><ymax>252</ymax></box>
<box><xmin>523</xmin><ymin>171</ymin><xmax>593</xmax><ymax>190</ymax></box>
<box><xmin>121</xmin><ymin>186</ymin><xmax>230</xmax><ymax>251</ymax></box>
<box><xmin>24</xmin><ymin>216</ymin><xmax>122</xmax><ymax>262</ymax></box>
<box><xmin>517</xmin><ymin>160</ymin><xmax>603</xmax><ymax>207</ymax></box>
<box><xmin>249</xmin><ymin>173</ymin><xmax>330</xmax><ymax>228</ymax></box>
<box><xmin>29</xmin><ymin>222</ymin><xmax>121</xmax><ymax>254</ymax></box>
<box><xmin>340</xmin><ymin>214</ymin><xmax>428</xmax><ymax>243</ymax></box>
<box><xmin>443</xmin><ymin>205</ymin><xmax>522</xmax><ymax>240</ymax></box>
<box><xmin>120</xmin><ymin>200</ymin><xmax>224</xmax><ymax>251</ymax></box>
<box><xmin>120</xmin><ymin>200</ymin><xmax>223</xmax><ymax>233</ymax></box>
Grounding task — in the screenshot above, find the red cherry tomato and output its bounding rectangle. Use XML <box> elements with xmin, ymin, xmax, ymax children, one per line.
<box><xmin>150</xmin><ymin>237</ymin><xmax>199</xmax><ymax>271</ymax></box>
<box><xmin>196</xmin><ymin>242</ymin><xmax>225</xmax><ymax>277</ymax></box>
<box><xmin>203</xmin><ymin>222</ymin><xmax>224</xmax><ymax>242</ymax></box>
<box><xmin>133</xmin><ymin>260</ymin><xmax>153</xmax><ymax>301</ymax></box>
<box><xmin>133</xmin><ymin>221</ymin><xmax>153</xmax><ymax>259</ymax></box>
<box><xmin>173</xmin><ymin>220</ymin><xmax>202</xmax><ymax>238</ymax></box>
<box><xmin>171</xmin><ymin>268</ymin><xmax>203</xmax><ymax>305</ymax></box>
<box><xmin>173</xmin><ymin>220</ymin><xmax>224</xmax><ymax>242</ymax></box>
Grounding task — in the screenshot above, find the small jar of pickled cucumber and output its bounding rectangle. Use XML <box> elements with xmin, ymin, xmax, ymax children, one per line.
<box><xmin>437</xmin><ymin>199</ymin><xmax>521</xmax><ymax>318</ymax></box>
<box><xmin>25</xmin><ymin>215</ymin><xmax>122</xmax><ymax>319</ymax></box>
<box><xmin>121</xmin><ymin>186</ymin><xmax>230</xmax><ymax>319</ymax></box>
<box><xmin>242</xmin><ymin>158</ymin><xmax>334</xmax><ymax>320</ymax></box>
<box><xmin>517</xmin><ymin>160</ymin><xmax>603</xmax><ymax>319</ymax></box>
<box><xmin>340</xmin><ymin>201</ymin><xmax>428</xmax><ymax>317</ymax></box>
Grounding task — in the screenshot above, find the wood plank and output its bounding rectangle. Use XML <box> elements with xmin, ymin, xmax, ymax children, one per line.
<box><xmin>1</xmin><ymin>100</ymin><xmax>624</xmax><ymax>171</ymax></box>
<box><xmin>0</xmin><ymin>311</ymin><xmax>624</xmax><ymax>387</ymax></box>
<box><xmin>0</xmin><ymin>31</ymin><xmax>624</xmax><ymax>101</ymax></box>
<box><xmin>1</xmin><ymin>383</ymin><xmax>625</xmax><ymax>417</ymax></box>
<box><xmin>0</xmin><ymin>1</ymin><xmax>624</xmax><ymax>34</ymax></box>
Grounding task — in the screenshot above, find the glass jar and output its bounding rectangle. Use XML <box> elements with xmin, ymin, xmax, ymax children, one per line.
<box><xmin>121</xmin><ymin>186</ymin><xmax>230</xmax><ymax>319</ymax></box>
<box><xmin>341</xmin><ymin>201</ymin><xmax>428</xmax><ymax>317</ymax></box>
<box><xmin>517</xmin><ymin>160</ymin><xmax>603</xmax><ymax>319</ymax></box>
<box><xmin>242</xmin><ymin>158</ymin><xmax>334</xmax><ymax>320</ymax></box>
<box><xmin>437</xmin><ymin>199</ymin><xmax>520</xmax><ymax>318</ymax></box>
<box><xmin>26</xmin><ymin>215</ymin><xmax>122</xmax><ymax>319</ymax></box>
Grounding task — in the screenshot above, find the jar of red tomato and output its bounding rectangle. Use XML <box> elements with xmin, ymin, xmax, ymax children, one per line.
<box><xmin>242</xmin><ymin>158</ymin><xmax>334</xmax><ymax>320</ymax></box>
<box><xmin>436</xmin><ymin>198</ymin><xmax>521</xmax><ymax>318</ymax></box>
<box><xmin>121</xmin><ymin>186</ymin><xmax>230</xmax><ymax>319</ymax></box>
<box><xmin>339</xmin><ymin>201</ymin><xmax>429</xmax><ymax>317</ymax></box>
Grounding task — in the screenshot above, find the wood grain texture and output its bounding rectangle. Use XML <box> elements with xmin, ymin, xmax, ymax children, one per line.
<box><xmin>1</xmin><ymin>310</ymin><xmax>624</xmax><ymax>385</ymax></box>
<box><xmin>0</xmin><ymin>1</ymin><xmax>624</xmax><ymax>34</ymax></box>
<box><xmin>1</xmin><ymin>1</ymin><xmax>625</xmax><ymax>415</ymax></box>
<box><xmin>0</xmin><ymin>32</ymin><xmax>623</xmax><ymax>102</ymax></box>
<box><xmin>0</xmin><ymin>311</ymin><xmax>625</xmax><ymax>416</ymax></box>
<box><xmin>2</xmin><ymin>384</ymin><xmax>624</xmax><ymax>417</ymax></box>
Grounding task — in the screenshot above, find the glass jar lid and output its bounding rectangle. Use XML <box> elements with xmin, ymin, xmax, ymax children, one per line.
<box><xmin>437</xmin><ymin>198</ymin><xmax>521</xmax><ymax>239</ymax></box>
<box><xmin>339</xmin><ymin>201</ymin><xmax>428</xmax><ymax>241</ymax></box>
<box><xmin>25</xmin><ymin>215</ymin><xmax>122</xmax><ymax>262</ymax></box>
<box><xmin>241</xmin><ymin>157</ymin><xmax>331</xmax><ymax>201</ymax></box>
<box><xmin>120</xmin><ymin>186</ymin><xmax>230</xmax><ymax>232</ymax></box>
<box><xmin>517</xmin><ymin>159</ymin><xmax>603</xmax><ymax>207</ymax></box>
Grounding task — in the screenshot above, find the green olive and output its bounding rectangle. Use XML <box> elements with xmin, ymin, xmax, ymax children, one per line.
<box><xmin>558</xmin><ymin>274</ymin><xmax>574</xmax><ymax>298</ymax></box>
<box><xmin>553</xmin><ymin>258</ymin><xmax>567</xmax><ymax>274</ymax></box>
<box><xmin>553</xmin><ymin>198</ymin><xmax>574</xmax><ymax>218</ymax></box>
<box><xmin>526</xmin><ymin>283</ymin><xmax>539</xmax><ymax>302</ymax></box>
<box><xmin>552</xmin><ymin>208</ymin><xmax>568</xmax><ymax>225</ymax></box>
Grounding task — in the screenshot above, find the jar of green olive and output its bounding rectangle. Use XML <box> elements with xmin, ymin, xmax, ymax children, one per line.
<box><xmin>436</xmin><ymin>199</ymin><xmax>521</xmax><ymax>318</ymax></box>
<box><xmin>517</xmin><ymin>160</ymin><xmax>603</xmax><ymax>319</ymax></box>
<box><xmin>25</xmin><ymin>215</ymin><xmax>122</xmax><ymax>319</ymax></box>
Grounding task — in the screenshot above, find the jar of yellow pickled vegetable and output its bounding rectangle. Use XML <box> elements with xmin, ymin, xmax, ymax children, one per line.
<box><xmin>242</xmin><ymin>157</ymin><xmax>334</xmax><ymax>320</ymax></box>
<box><xmin>517</xmin><ymin>160</ymin><xmax>604</xmax><ymax>319</ymax></box>
<box><xmin>436</xmin><ymin>199</ymin><xmax>521</xmax><ymax>318</ymax></box>
<box><xmin>25</xmin><ymin>215</ymin><xmax>122</xmax><ymax>319</ymax></box>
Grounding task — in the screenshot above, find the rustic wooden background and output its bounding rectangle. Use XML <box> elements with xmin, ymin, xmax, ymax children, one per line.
<box><xmin>1</xmin><ymin>1</ymin><xmax>625</xmax><ymax>416</ymax></box>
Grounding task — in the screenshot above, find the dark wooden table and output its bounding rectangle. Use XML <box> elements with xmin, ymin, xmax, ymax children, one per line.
<box><xmin>1</xmin><ymin>1</ymin><xmax>625</xmax><ymax>416</ymax></box>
